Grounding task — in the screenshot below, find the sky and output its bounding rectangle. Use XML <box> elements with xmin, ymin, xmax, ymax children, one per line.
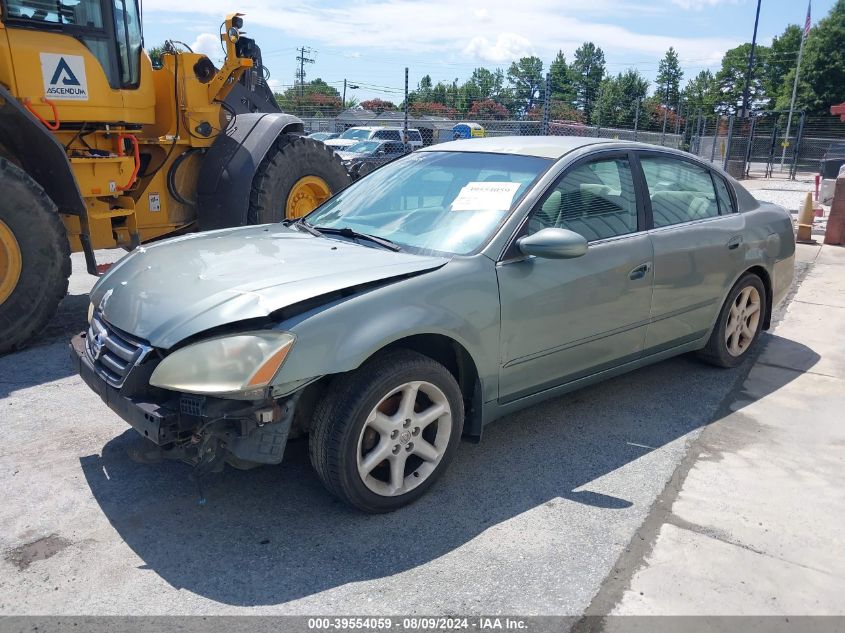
<box><xmin>140</xmin><ymin>0</ymin><xmax>838</xmax><ymax>102</ymax></box>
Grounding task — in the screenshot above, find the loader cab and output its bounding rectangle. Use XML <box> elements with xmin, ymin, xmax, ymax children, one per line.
<box><xmin>1</xmin><ymin>0</ymin><xmax>143</xmax><ymax>89</ymax></box>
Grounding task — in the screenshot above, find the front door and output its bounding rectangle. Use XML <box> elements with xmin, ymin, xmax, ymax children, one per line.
<box><xmin>497</xmin><ymin>153</ymin><xmax>654</xmax><ymax>402</ymax></box>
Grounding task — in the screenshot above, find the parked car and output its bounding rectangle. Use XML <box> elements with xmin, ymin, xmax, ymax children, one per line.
<box><xmin>307</xmin><ymin>132</ymin><xmax>339</xmax><ymax>142</ymax></box>
<box><xmin>325</xmin><ymin>126</ymin><xmax>423</xmax><ymax>151</ymax></box>
<box><xmin>336</xmin><ymin>140</ymin><xmax>411</xmax><ymax>179</ymax></box>
<box><xmin>71</xmin><ymin>137</ymin><xmax>795</xmax><ymax>513</ymax></box>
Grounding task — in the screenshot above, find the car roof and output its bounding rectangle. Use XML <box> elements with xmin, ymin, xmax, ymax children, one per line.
<box><xmin>417</xmin><ymin>136</ymin><xmax>658</xmax><ymax>159</ymax></box>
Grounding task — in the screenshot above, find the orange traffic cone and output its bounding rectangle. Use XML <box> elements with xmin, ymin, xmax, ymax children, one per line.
<box><xmin>796</xmin><ymin>192</ymin><xmax>816</xmax><ymax>244</ymax></box>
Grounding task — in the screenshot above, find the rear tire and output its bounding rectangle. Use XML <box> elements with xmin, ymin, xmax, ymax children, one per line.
<box><xmin>698</xmin><ymin>273</ymin><xmax>766</xmax><ymax>368</ymax></box>
<box><xmin>309</xmin><ymin>350</ymin><xmax>464</xmax><ymax>513</ymax></box>
<box><xmin>0</xmin><ymin>158</ymin><xmax>70</xmax><ymax>355</ymax></box>
<box><xmin>247</xmin><ymin>134</ymin><xmax>351</xmax><ymax>223</ymax></box>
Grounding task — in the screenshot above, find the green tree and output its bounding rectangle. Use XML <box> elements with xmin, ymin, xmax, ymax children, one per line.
<box><xmin>683</xmin><ymin>70</ymin><xmax>719</xmax><ymax>115</ymax></box>
<box><xmin>593</xmin><ymin>69</ymin><xmax>649</xmax><ymax>128</ymax></box>
<box><xmin>549</xmin><ymin>50</ymin><xmax>575</xmax><ymax>105</ymax></box>
<box><xmin>762</xmin><ymin>24</ymin><xmax>802</xmax><ymax>101</ymax></box>
<box><xmin>507</xmin><ymin>56</ymin><xmax>544</xmax><ymax>116</ymax></box>
<box><xmin>277</xmin><ymin>78</ymin><xmax>342</xmax><ymax>116</ymax></box>
<box><xmin>461</xmin><ymin>67</ymin><xmax>506</xmax><ymax>108</ymax></box>
<box><xmin>147</xmin><ymin>44</ymin><xmax>165</xmax><ymax>69</ymax></box>
<box><xmin>790</xmin><ymin>0</ymin><xmax>845</xmax><ymax>114</ymax></box>
<box><xmin>656</xmin><ymin>47</ymin><xmax>684</xmax><ymax>108</ymax></box>
<box><xmin>570</xmin><ymin>42</ymin><xmax>606</xmax><ymax>121</ymax></box>
<box><xmin>714</xmin><ymin>43</ymin><xmax>770</xmax><ymax>115</ymax></box>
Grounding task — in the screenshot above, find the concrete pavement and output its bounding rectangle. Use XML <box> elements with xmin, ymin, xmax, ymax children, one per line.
<box><xmin>586</xmin><ymin>243</ymin><xmax>845</xmax><ymax>617</ymax></box>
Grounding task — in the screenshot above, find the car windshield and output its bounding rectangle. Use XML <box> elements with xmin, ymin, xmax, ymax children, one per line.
<box><xmin>304</xmin><ymin>151</ymin><xmax>552</xmax><ymax>255</ymax></box>
<box><xmin>340</xmin><ymin>128</ymin><xmax>371</xmax><ymax>140</ymax></box>
<box><xmin>347</xmin><ymin>141</ymin><xmax>380</xmax><ymax>154</ymax></box>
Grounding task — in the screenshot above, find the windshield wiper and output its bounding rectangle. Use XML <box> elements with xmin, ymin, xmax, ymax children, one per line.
<box><xmin>284</xmin><ymin>218</ymin><xmax>323</xmax><ymax>237</ymax></box>
<box><xmin>313</xmin><ymin>226</ymin><xmax>402</xmax><ymax>252</ymax></box>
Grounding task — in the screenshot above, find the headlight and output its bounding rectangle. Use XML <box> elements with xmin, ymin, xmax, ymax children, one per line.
<box><xmin>87</xmin><ymin>302</ymin><xmax>95</xmax><ymax>324</ymax></box>
<box><xmin>149</xmin><ymin>331</ymin><xmax>295</xmax><ymax>398</ymax></box>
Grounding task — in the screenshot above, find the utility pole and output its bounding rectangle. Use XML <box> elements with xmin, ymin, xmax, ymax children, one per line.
<box><xmin>295</xmin><ymin>46</ymin><xmax>315</xmax><ymax>98</ymax></box>
<box><xmin>740</xmin><ymin>0</ymin><xmax>762</xmax><ymax>118</ymax></box>
<box><xmin>781</xmin><ymin>1</ymin><xmax>812</xmax><ymax>171</ymax></box>
<box><xmin>403</xmin><ymin>67</ymin><xmax>409</xmax><ymax>142</ymax></box>
<box><xmin>342</xmin><ymin>79</ymin><xmax>359</xmax><ymax>109</ymax></box>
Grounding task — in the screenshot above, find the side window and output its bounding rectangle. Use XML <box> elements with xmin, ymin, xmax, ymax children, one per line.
<box><xmin>528</xmin><ymin>157</ymin><xmax>638</xmax><ymax>242</ymax></box>
<box><xmin>375</xmin><ymin>130</ymin><xmax>400</xmax><ymax>141</ymax></box>
<box><xmin>641</xmin><ymin>156</ymin><xmax>720</xmax><ymax>228</ymax></box>
<box><xmin>712</xmin><ymin>174</ymin><xmax>736</xmax><ymax>214</ymax></box>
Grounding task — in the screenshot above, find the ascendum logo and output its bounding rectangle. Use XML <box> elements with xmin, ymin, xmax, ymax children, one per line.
<box><xmin>40</xmin><ymin>53</ymin><xmax>88</xmax><ymax>100</ymax></box>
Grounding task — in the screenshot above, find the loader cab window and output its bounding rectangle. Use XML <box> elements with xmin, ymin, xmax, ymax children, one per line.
<box><xmin>2</xmin><ymin>0</ymin><xmax>142</xmax><ymax>89</ymax></box>
<box><xmin>3</xmin><ymin>0</ymin><xmax>103</xmax><ymax>26</ymax></box>
<box><xmin>112</xmin><ymin>0</ymin><xmax>141</xmax><ymax>87</ymax></box>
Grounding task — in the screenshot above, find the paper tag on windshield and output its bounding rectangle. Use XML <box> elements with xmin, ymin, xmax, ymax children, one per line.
<box><xmin>451</xmin><ymin>182</ymin><xmax>521</xmax><ymax>212</ymax></box>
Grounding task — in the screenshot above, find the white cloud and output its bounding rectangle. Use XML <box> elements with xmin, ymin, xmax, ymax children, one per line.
<box><xmin>671</xmin><ymin>0</ymin><xmax>738</xmax><ymax>9</ymax></box>
<box><xmin>145</xmin><ymin>0</ymin><xmax>738</xmax><ymax>70</ymax></box>
<box><xmin>191</xmin><ymin>32</ymin><xmax>222</xmax><ymax>62</ymax></box>
<box><xmin>464</xmin><ymin>33</ymin><xmax>533</xmax><ymax>63</ymax></box>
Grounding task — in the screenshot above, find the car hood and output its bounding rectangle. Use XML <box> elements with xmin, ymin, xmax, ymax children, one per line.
<box><xmin>335</xmin><ymin>151</ymin><xmax>365</xmax><ymax>161</ymax></box>
<box><xmin>325</xmin><ymin>139</ymin><xmax>357</xmax><ymax>149</ymax></box>
<box><xmin>91</xmin><ymin>225</ymin><xmax>448</xmax><ymax>349</ymax></box>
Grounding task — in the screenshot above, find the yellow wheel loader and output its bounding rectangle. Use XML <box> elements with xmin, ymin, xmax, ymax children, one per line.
<box><xmin>0</xmin><ymin>4</ymin><xmax>350</xmax><ymax>354</ymax></box>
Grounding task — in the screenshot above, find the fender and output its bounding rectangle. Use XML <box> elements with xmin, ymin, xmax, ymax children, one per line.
<box><xmin>0</xmin><ymin>85</ymin><xmax>98</xmax><ymax>273</ymax></box>
<box><xmin>196</xmin><ymin>112</ymin><xmax>305</xmax><ymax>231</ymax></box>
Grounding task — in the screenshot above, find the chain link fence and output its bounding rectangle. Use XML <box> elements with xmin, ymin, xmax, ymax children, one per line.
<box><xmin>300</xmin><ymin>110</ymin><xmax>845</xmax><ymax>180</ymax></box>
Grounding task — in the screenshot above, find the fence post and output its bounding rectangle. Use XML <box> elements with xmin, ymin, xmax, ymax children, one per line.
<box><xmin>710</xmin><ymin>117</ymin><xmax>719</xmax><ymax>164</ymax></box>
<box><xmin>790</xmin><ymin>111</ymin><xmax>806</xmax><ymax>180</ymax></box>
<box><xmin>661</xmin><ymin>105</ymin><xmax>668</xmax><ymax>146</ymax></box>
<box><xmin>766</xmin><ymin>122</ymin><xmax>779</xmax><ymax>178</ymax></box>
<box><xmin>692</xmin><ymin>111</ymin><xmax>702</xmax><ymax>155</ymax></box>
<box><xmin>723</xmin><ymin>115</ymin><xmax>735</xmax><ymax>172</ymax></box>
<box><xmin>743</xmin><ymin>115</ymin><xmax>757</xmax><ymax>178</ymax></box>
<box><xmin>542</xmin><ymin>72</ymin><xmax>551</xmax><ymax>136</ymax></box>
<box><xmin>633</xmin><ymin>100</ymin><xmax>640</xmax><ymax>142</ymax></box>
<box><xmin>675</xmin><ymin>99</ymin><xmax>683</xmax><ymax>137</ymax></box>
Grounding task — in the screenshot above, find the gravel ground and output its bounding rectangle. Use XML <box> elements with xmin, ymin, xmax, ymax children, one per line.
<box><xmin>0</xmin><ymin>239</ymin><xmax>806</xmax><ymax>616</ymax></box>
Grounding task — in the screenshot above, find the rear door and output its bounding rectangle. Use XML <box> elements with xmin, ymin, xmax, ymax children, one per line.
<box><xmin>497</xmin><ymin>151</ymin><xmax>654</xmax><ymax>401</ymax></box>
<box><xmin>636</xmin><ymin>152</ymin><xmax>746</xmax><ymax>353</ymax></box>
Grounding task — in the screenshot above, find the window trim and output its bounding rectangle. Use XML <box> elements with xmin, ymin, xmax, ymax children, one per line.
<box><xmin>633</xmin><ymin>149</ymin><xmax>739</xmax><ymax>230</ymax></box>
<box><xmin>499</xmin><ymin>149</ymin><xmax>646</xmax><ymax>261</ymax></box>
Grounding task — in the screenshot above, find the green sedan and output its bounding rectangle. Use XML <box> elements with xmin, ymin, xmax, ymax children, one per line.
<box><xmin>71</xmin><ymin>136</ymin><xmax>796</xmax><ymax>513</ymax></box>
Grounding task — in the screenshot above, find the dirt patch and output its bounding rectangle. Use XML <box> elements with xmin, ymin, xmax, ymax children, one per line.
<box><xmin>5</xmin><ymin>534</ymin><xmax>71</xmax><ymax>570</ymax></box>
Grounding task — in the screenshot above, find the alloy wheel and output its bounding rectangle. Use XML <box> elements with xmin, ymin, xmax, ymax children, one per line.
<box><xmin>356</xmin><ymin>380</ymin><xmax>452</xmax><ymax>497</ymax></box>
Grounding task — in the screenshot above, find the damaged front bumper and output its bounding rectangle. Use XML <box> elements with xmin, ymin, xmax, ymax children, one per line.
<box><xmin>69</xmin><ymin>333</ymin><xmax>297</xmax><ymax>470</ymax></box>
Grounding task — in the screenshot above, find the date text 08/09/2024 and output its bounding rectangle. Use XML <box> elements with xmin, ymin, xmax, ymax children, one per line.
<box><xmin>306</xmin><ymin>617</ymin><xmax>529</xmax><ymax>630</ymax></box>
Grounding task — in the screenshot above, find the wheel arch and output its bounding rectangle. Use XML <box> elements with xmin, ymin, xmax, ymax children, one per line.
<box><xmin>744</xmin><ymin>265</ymin><xmax>773</xmax><ymax>330</ymax></box>
<box><xmin>298</xmin><ymin>332</ymin><xmax>485</xmax><ymax>440</ymax></box>
<box><xmin>195</xmin><ymin>112</ymin><xmax>306</xmax><ymax>231</ymax></box>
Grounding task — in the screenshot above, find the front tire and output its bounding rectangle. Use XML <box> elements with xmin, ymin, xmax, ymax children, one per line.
<box><xmin>248</xmin><ymin>134</ymin><xmax>351</xmax><ymax>223</ymax></box>
<box><xmin>309</xmin><ymin>350</ymin><xmax>464</xmax><ymax>513</ymax></box>
<box><xmin>698</xmin><ymin>273</ymin><xmax>766</xmax><ymax>368</ymax></box>
<box><xmin>0</xmin><ymin>158</ymin><xmax>70</xmax><ymax>355</ymax></box>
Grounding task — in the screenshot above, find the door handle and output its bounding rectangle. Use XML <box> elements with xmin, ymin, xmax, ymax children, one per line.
<box><xmin>727</xmin><ymin>236</ymin><xmax>743</xmax><ymax>250</ymax></box>
<box><xmin>629</xmin><ymin>262</ymin><xmax>651</xmax><ymax>281</ymax></box>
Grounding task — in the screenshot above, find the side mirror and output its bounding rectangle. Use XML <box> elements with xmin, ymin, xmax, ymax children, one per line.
<box><xmin>517</xmin><ymin>228</ymin><xmax>588</xmax><ymax>259</ymax></box>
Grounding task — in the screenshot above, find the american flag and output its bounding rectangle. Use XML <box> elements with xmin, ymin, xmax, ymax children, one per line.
<box><xmin>804</xmin><ymin>1</ymin><xmax>812</xmax><ymax>39</ymax></box>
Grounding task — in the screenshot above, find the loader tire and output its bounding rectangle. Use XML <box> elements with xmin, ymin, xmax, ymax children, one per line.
<box><xmin>0</xmin><ymin>158</ymin><xmax>70</xmax><ymax>355</ymax></box>
<box><xmin>248</xmin><ymin>134</ymin><xmax>351</xmax><ymax>223</ymax></box>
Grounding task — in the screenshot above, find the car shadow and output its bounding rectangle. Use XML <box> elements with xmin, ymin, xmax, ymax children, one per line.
<box><xmin>79</xmin><ymin>333</ymin><xmax>818</xmax><ymax>607</ymax></box>
<box><xmin>0</xmin><ymin>293</ymin><xmax>89</xmax><ymax>399</ymax></box>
